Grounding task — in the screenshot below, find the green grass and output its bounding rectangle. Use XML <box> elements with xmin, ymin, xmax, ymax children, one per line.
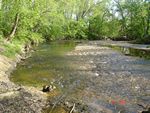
<box><xmin>2</xmin><ymin>43</ymin><xmax>22</xmax><ymax>58</ymax></box>
<box><xmin>0</xmin><ymin>33</ymin><xmax>44</xmax><ymax>58</ymax></box>
<box><xmin>0</xmin><ymin>38</ymin><xmax>24</xmax><ymax>58</ymax></box>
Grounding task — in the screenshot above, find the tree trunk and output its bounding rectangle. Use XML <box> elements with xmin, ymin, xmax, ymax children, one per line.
<box><xmin>114</xmin><ymin>0</ymin><xmax>127</xmax><ymax>36</ymax></box>
<box><xmin>6</xmin><ymin>13</ymin><xmax>20</xmax><ymax>41</ymax></box>
<box><xmin>144</xmin><ymin>4</ymin><xmax>150</xmax><ymax>37</ymax></box>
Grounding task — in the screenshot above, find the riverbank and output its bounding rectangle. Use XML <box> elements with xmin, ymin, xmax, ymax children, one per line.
<box><xmin>89</xmin><ymin>40</ymin><xmax>150</xmax><ymax>59</ymax></box>
<box><xmin>0</xmin><ymin>40</ymin><xmax>150</xmax><ymax>113</ymax></box>
<box><xmin>0</xmin><ymin>46</ymin><xmax>47</xmax><ymax>113</ymax></box>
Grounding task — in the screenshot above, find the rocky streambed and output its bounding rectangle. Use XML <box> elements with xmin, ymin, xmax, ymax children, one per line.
<box><xmin>44</xmin><ymin>42</ymin><xmax>150</xmax><ymax>113</ymax></box>
<box><xmin>0</xmin><ymin>53</ymin><xmax>47</xmax><ymax>113</ymax></box>
<box><xmin>0</xmin><ymin>41</ymin><xmax>150</xmax><ymax>113</ymax></box>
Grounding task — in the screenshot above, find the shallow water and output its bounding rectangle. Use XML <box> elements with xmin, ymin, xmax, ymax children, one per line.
<box><xmin>10</xmin><ymin>41</ymin><xmax>150</xmax><ymax>113</ymax></box>
<box><xmin>108</xmin><ymin>45</ymin><xmax>150</xmax><ymax>60</ymax></box>
<box><xmin>10</xmin><ymin>41</ymin><xmax>76</xmax><ymax>87</ymax></box>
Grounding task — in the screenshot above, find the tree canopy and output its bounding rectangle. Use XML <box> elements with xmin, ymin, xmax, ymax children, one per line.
<box><xmin>0</xmin><ymin>0</ymin><xmax>150</xmax><ymax>43</ymax></box>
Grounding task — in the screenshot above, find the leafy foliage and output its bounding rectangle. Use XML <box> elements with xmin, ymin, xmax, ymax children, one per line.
<box><xmin>0</xmin><ymin>0</ymin><xmax>149</xmax><ymax>54</ymax></box>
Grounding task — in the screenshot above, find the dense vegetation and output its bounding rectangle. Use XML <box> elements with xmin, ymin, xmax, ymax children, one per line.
<box><xmin>0</xmin><ymin>0</ymin><xmax>150</xmax><ymax>56</ymax></box>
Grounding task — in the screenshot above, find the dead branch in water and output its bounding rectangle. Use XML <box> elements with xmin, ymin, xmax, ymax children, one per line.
<box><xmin>70</xmin><ymin>103</ymin><xmax>75</xmax><ymax>113</ymax></box>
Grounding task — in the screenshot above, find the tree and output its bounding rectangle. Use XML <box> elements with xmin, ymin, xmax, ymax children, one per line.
<box><xmin>144</xmin><ymin>0</ymin><xmax>150</xmax><ymax>37</ymax></box>
<box><xmin>0</xmin><ymin>0</ymin><xmax>150</xmax><ymax>44</ymax></box>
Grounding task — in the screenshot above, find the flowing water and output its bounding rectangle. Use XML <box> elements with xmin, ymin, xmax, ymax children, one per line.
<box><xmin>11</xmin><ymin>41</ymin><xmax>76</xmax><ymax>87</ymax></box>
<box><xmin>10</xmin><ymin>41</ymin><xmax>150</xmax><ymax>113</ymax></box>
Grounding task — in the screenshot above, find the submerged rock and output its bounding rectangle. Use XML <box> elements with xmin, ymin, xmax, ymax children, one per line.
<box><xmin>42</xmin><ymin>85</ymin><xmax>56</xmax><ymax>92</ymax></box>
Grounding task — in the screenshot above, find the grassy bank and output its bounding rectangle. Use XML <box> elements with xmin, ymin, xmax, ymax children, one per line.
<box><xmin>0</xmin><ymin>36</ymin><xmax>44</xmax><ymax>58</ymax></box>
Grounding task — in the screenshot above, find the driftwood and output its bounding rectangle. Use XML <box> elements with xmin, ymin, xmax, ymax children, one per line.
<box><xmin>50</xmin><ymin>95</ymin><xmax>66</xmax><ymax>113</ymax></box>
<box><xmin>70</xmin><ymin>103</ymin><xmax>75</xmax><ymax>113</ymax></box>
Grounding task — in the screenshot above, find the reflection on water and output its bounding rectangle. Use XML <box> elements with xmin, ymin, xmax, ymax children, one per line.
<box><xmin>108</xmin><ymin>45</ymin><xmax>150</xmax><ymax>59</ymax></box>
<box><xmin>10</xmin><ymin>41</ymin><xmax>76</xmax><ymax>88</ymax></box>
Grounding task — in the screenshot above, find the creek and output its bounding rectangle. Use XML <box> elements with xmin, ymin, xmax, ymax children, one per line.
<box><xmin>10</xmin><ymin>41</ymin><xmax>150</xmax><ymax>113</ymax></box>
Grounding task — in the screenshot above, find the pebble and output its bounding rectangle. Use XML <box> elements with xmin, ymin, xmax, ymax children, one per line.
<box><xmin>95</xmin><ymin>72</ymin><xmax>99</xmax><ymax>77</ymax></box>
<box><xmin>0</xmin><ymin>53</ymin><xmax>47</xmax><ymax>113</ymax></box>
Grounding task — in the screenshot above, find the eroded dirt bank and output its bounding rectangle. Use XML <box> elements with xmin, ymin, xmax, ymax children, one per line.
<box><xmin>0</xmin><ymin>54</ymin><xmax>47</xmax><ymax>113</ymax></box>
